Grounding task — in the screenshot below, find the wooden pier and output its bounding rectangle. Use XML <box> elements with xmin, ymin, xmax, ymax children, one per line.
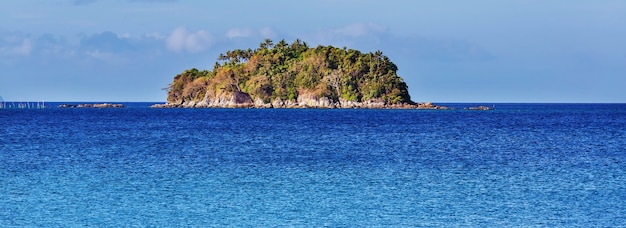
<box><xmin>0</xmin><ymin>101</ymin><xmax>46</xmax><ymax>109</ymax></box>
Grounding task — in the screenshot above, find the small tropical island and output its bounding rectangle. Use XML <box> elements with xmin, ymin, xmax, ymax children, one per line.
<box><xmin>153</xmin><ymin>39</ymin><xmax>447</xmax><ymax>109</ymax></box>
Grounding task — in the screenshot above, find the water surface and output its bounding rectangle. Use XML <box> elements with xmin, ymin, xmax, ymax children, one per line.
<box><xmin>1</xmin><ymin>103</ymin><xmax>625</xmax><ymax>226</ymax></box>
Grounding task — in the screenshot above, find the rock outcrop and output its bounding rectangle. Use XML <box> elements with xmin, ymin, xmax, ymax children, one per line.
<box><xmin>465</xmin><ymin>105</ymin><xmax>494</xmax><ymax>111</ymax></box>
<box><xmin>59</xmin><ymin>103</ymin><xmax>125</xmax><ymax>108</ymax></box>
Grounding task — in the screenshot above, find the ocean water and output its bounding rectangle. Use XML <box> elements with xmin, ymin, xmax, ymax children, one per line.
<box><xmin>1</xmin><ymin>103</ymin><xmax>625</xmax><ymax>226</ymax></box>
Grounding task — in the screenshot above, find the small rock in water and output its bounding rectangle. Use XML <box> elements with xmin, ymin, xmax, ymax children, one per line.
<box><xmin>58</xmin><ymin>103</ymin><xmax>124</xmax><ymax>108</ymax></box>
<box><xmin>465</xmin><ymin>105</ymin><xmax>493</xmax><ymax>111</ymax></box>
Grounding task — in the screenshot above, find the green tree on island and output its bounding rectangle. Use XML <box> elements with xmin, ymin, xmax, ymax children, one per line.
<box><xmin>165</xmin><ymin>39</ymin><xmax>414</xmax><ymax>108</ymax></box>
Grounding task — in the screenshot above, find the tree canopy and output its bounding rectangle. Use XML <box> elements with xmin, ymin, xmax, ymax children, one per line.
<box><xmin>166</xmin><ymin>39</ymin><xmax>413</xmax><ymax>105</ymax></box>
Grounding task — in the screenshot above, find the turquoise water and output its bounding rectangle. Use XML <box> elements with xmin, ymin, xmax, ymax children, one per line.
<box><xmin>1</xmin><ymin>103</ymin><xmax>625</xmax><ymax>226</ymax></box>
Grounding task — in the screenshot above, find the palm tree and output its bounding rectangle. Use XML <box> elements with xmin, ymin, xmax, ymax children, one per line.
<box><xmin>276</xmin><ymin>39</ymin><xmax>288</xmax><ymax>49</ymax></box>
<box><xmin>260</xmin><ymin>38</ymin><xmax>274</xmax><ymax>50</ymax></box>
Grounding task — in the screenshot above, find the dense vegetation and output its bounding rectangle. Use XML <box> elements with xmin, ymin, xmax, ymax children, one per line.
<box><xmin>166</xmin><ymin>39</ymin><xmax>413</xmax><ymax>105</ymax></box>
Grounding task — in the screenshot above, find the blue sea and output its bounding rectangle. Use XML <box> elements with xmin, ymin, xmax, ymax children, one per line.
<box><xmin>1</xmin><ymin>103</ymin><xmax>625</xmax><ymax>226</ymax></box>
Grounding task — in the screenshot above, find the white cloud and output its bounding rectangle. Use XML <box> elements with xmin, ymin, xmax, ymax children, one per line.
<box><xmin>0</xmin><ymin>33</ymin><xmax>32</xmax><ymax>57</ymax></box>
<box><xmin>299</xmin><ymin>23</ymin><xmax>388</xmax><ymax>47</ymax></box>
<box><xmin>226</xmin><ymin>28</ymin><xmax>253</xmax><ymax>39</ymax></box>
<box><xmin>85</xmin><ymin>50</ymin><xmax>114</xmax><ymax>60</ymax></box>
<box><xmin>334</xmin><ymin>23</ymin><xmax>387</xmax><ymax>37</ymax></box>
<box><xmin>259</xmin><ymin>27</ymin><xmax>277</xmax><ymax>39</ymax></box>
<box><xmin>13</xmin><ymin>39</ymin><xmax>33</xmax><ymax>56</ymax></box>
<box><xmin>118</xmin><ymin>33</ymin><xmax>132</xmax><ymax>39</ymax></box>
<box><xmin>166</xmin><ymin>27</ymin><xmax>213</xmax><ymax>53</ymax></box>
<box><xmin>144</xmin><ymin>32</ymin><xmax>166</xmax><ymax>40</ymax></box>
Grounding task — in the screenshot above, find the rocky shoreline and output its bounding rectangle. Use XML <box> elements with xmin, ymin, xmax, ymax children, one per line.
<box><xmin>151</xmin><ymin>101</ymin><xmax>448</xmax><ymax>109</ymax></box>
<box><xmin>151</xmin><ymin>91</ymin><xmax>449</xmax><ymax>109</ymax></box>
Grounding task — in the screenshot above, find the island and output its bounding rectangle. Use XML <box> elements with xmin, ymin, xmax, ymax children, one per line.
<box><xmin>58</xmin><ymin>103</ymin><xmax>124</xmax><ymax>108</ymax></box>
<box><xmin>153</xmin><ymin>39</ymin><xmax>447</xmax><ymax>109</ymax></box>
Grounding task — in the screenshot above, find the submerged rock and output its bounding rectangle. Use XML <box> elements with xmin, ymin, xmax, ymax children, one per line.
<box><xmin>58</xmin><ymin>104</ymin><xmax>77</xmax><ymax>108</ymax></box>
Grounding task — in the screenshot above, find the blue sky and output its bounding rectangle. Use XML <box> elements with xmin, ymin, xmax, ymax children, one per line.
<box><xmin>1</xmin><ymin>0</ymin><xmax>625</xmax><ymax>102</ymax></box>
